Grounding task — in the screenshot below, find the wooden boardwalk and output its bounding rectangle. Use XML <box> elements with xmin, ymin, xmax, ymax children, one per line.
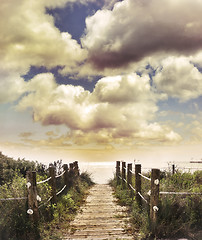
<box><xmin>63</xmin><ymin>184</ymin><xmax>134</xmax><ymax>240</ymax></box>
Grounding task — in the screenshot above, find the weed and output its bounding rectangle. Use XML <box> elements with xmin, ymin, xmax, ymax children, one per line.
<box><xmin>111</xmin><ymin>171</ymin><xmax>202</xmax><ymax>239</ymax></box>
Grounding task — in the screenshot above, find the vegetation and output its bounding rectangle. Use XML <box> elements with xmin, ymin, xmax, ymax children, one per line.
<box><xmin>0</xmin><ymin>151</ymin><xmax>46</xmax><ymax>184</ymax></box>
<box><xmin>110</xmin><ymin>170</ymin><xmax>202</xmax><ymax>240</ymax></box>
<box><xmin>40</xmin><ymin>171</ymin><xmax>94</xmax><ymax>240</ymax></box>
<box><xmin>0</xmin><ymin>152</ymin><xmax>94</xmax><ymax>240</ymax></box>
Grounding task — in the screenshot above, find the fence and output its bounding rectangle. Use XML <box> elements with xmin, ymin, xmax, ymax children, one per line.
<box><xmin>0</xmin><ymin>161</ymin><xmax>80</xmax><ymax>226</ymax></box>
<box><xmin>116</xmin><ymin>161</ymin><xmax>202</xmax><ymax>234</ymax></box>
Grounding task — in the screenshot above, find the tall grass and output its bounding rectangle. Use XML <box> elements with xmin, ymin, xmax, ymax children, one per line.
<box><xmin>0</xmin><ymin>153</ymin><xmax>95</xmax><ymax>240</ymax></box>
<box><xmin>110</xmin><ymin>170</ymin><xmax>202</xmax><ymax>239</ymax></box>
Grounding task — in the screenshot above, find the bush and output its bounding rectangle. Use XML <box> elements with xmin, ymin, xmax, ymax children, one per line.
<box><xmin>0</xmin><ymin>175</ymin><xmax>31</xmax><ymax>240</ymax></box>
<box><xmin>111</xmin><ymin>171</ymin><xmax>202</xmax><ymax>239</ymax></box>
<box><xmin>0</xmin><ymin>152</ymin><xmax>95</xmax><ymax>240</ymax></box>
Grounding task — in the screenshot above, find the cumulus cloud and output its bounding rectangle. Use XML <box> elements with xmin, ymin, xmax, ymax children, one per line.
<box><xmin>153</xmin><ymin>56</ymin><xmax>202</xmax><ymax>101</ymax></box>
<box><xmin>0</xmin><ymin>0</ymin><xmax>87</xmax><ymax>103</ymax></box>
<box><xmin>16</xmin><ymin>72</ymin><xmax>181</xmax><ymax>145</ymax></box>
<box><xmin>82</xmin><ymin>0</ymin><xmax>202</xmax><ymax>69</ymax></box>
<box><xmin>0</xmin><ymin>73</ymin><xmax>26</xmax><ymax>103</ymax></box>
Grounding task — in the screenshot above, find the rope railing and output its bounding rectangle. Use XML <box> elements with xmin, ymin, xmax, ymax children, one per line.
<box><xmin>38</xmin><ymin>196</ymin><xmax>53</xmax><ymax>209</ymax></box>
<box><xmin>138</xmin><ymin>192</ymin><xmax>148</xmax><ymax>204</ymax></box>
<box><xmin>138</xmin><ymin>172</ymin><xmax>151</xmax><ymax>181</ymax></box>
<box><xmin>129</xmin><ymin>169</ymin><xmax>135</xmax><ymax>174</ymax></box>
<box><xmin>115</xmin><ymin>160</ymin><xmax>202</xmax><ymax>236</ymax></box>
<box><xmin>56</xmin><ymin>185</ymin><xmax>67</xmax><ymax>196</ymax></box>
<box><xmin>0</xmin><ymin>161</ymin><xmax>80</xmax><ymax>231</ymax></box>
<box><xmin>0</xmin><ymin>197</ymin><xmax>27</xmax><ymax>201</ymax></box>
<box><xmin>55</xmin><ymin>170</ymin><xmax>66</xmax><ymax>179</ymax></box>
<box><xmin>160</xmin><ymin>191</ymin><xmax>202</xmax><ymax>195</ymax></box>
<box><xmin>129</xmin><ymin>184</ymin><xmax>136</xmax><ymax>192</ymax></box>
<box><xmin>37</xmin><ymin>176</ymin><xmax>52</xmax><ymax>185</ymax></box>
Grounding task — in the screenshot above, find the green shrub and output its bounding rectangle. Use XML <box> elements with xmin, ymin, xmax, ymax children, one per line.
<box><xmin>111</xmin><ymin>171</ymin><xmax>202</xmax><ymax>239</ymax></box>
<box><xmin>0</xmin><ymin>175</ymin><xmax>31</xmax><ymax>240</ymax></box>
<box><xmin>80</xmin><ymin>171</ymin><xmax>95</xmax><ymax>186</ymax></box>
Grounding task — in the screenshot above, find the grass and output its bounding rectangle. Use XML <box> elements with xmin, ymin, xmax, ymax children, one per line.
<box><xmin>109</xmin><ymin>170</ymin><xmax>202</xmax><ymax>240</ymax></box>
<box><xmin>39</xmin><ymin>172</ymin><xmax>95</xmax><ymax>240</ymax></box>
<box><xmin>0</xmin><ymin>165</ymin><xmax>94</xmax><ymax>240</ymax></box>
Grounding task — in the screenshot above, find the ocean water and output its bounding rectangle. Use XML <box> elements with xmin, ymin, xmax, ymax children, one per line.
<box><xmin>79</xmin><ymin>160</ymin><xmax>202</xmax><ymax>184</ymax></box>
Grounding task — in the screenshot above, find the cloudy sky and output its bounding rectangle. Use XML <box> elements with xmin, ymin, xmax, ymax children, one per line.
<box><xmin>1</xmin><ymin>0</ymin><xmax>202</xmax><ymax>173</ymax></box>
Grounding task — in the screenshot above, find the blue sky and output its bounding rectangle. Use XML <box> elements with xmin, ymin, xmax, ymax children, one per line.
<box><xmin>0</xmin><ymin>0</ymin><xmax>202</xmax><ymax>173</ymax></box>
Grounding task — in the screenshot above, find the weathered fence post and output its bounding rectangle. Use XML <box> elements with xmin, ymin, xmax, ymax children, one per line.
<box><xmin>127</xmin><ymin>163</ymin><xmax>133</xmax><ymax>197</ymax></box>
<box><xmin>26</xmin><ymin>171</ymin><xmax>40</xmax><ymax>240</ymax></box>
<box><xmin>26</xmin><ymin>171</ymin><xmax>39</xmax><ymax>221</ymax></box>
<box><xmin>73</xmin><ymin>161</ymin><xmax>79</xmax><ymax>184</ymax></box>
<box><xmin>67</xmin><ymin>163</ymin><xmax>74</xmax><ymax>188</ymax></box>
<box><xmin>74</xmin><ymin>161</ymin><xmax>80</xmax><ymax>177</ymax></box>
<box><xmin>127</xmin><ymin>163</ymin><xmax>132</xmax><ymax>189</ymax></box>
<box><xmin>49</xmin><ymin>165</ymin><xmax>57</xmax><ymax>204</ymax></box>
<box><xmin>122</xmin><ymin>161</ymin><xmax>126</xmax><ymax>189</ymax></box>
<box><xmin>63</xmin><ymin>164</ymin><xmax>69</xmax><ymax>193</ymax></box>
<box><xmin>116</xmin><ymin>161</ymin><xmax>121</xmax><ymax>185</ymax></box>
<box><xmin>135</xmin><ymin>164</ymin><xmax>142</xmax><ymax>207</ymax></box>
<box><xmin>150</xmin><ymin>168</ymin><xmax>160</xmax><ymax>235</ymax></box>
<box><xmin>172</xmin><ymin>164</ymin><xmax>175</xmax><ymax>175</ymax></box>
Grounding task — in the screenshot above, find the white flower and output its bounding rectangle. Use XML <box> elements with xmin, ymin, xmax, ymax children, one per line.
<box><xmin>147</xmin><ymin>190</ymin><xmax>151</xmax><ymax>196</ymax></box>
<box><xmin>154</xmin><ymin>179</ymin><xmax>159</xmax><ymax>185</ymax></box>
<box><xmin>27</xmin><ymin>209</ymin><xmax>33</xmax><ymax>215</ymax></box>
<box><xmin>153</xmin><ymin>206</ymin><xmax>159</xmax><ymax>212</ymax></box>
<box><xmin>26</xmin><ymin>182</ymin><xmax>31</xmax><ymax>188</ymax></box>
<box><xmin>37</xmin><ymin>195</ymin><xmax>41</xmax><ymax>202</ymax></box>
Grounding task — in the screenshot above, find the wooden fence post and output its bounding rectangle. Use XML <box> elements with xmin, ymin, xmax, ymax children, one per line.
<box><xmin>26</xmin><ymin>171</ymin><xmax>39</xmax><ymax>221</ymax></box>
<box><xmin>116</xmin><ymin>161</ymin><xmax>121</xmax><ymax>185</ymax></box>
<box><xmin>63</xmin><ymin>164</ymin><xmax>69</xmax><ymax>193</ymax></box>
<box><xmin>150</xmin><ymin>168</ymin><xmax>160</xmax><ymax>235</ymax></box>
<box><xmin>26</xmin><ymin>171</ymin><xmax>40</xmax><ymax>240</ymax></box>
<box><xmin>172</xmin><ymin>164</ymin><xmax>175</xmax><ymax>175</ymax></box>
<box><xmin>127</xmin><ymin>163</ymin><xmax>133</xmax><ymax>198</ymax></box>
<box><xmin>49</xmin><ymin>166</ymin><xmax>57</xmax><ymax>204</ymax></box>
<box><xmin>67</xmin><ymin>163</ymin><xmax>74</xmax><ymax>188</ymax></box>
<box><xmin>135</xmin><ymin>164</ymin><xmax>142</xmax><ymax>207</ymax></box>
<box><xmin>122</xmin><ymin>162</ymin><xmax>126</xmax><ymax>189</ymax></box>
<box><xmin>74</xmin><ymin>161</ymin><xmax>80</xmax><ymax>176</ymax></box>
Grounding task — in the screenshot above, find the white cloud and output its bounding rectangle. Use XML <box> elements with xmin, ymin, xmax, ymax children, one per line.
<box><xmin>0</xmin><ymin>0</ymin><xmax>88</xmax><ymax>103</ymax></box>
<box><xmin>82</xmin><ymin>0</ymin><xmax>202</xmax><ymax>69</ymax></box>
<box><xmin>16</xmin><ymin>72</ymin><xmax>181</xmax><ymax>145</ymax></box>
<box><xmin>153</xmin><ymin>56</ymin><xmax>202</xmax><ymax>101</ymax></box>
<box><xmin>0</xmin><ymin>72</ymin><xmax>26</xmax><ymax>103</ymax></box>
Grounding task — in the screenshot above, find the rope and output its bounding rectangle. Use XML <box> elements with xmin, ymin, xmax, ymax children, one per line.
<box><xmin>138</xmin><ymin>192</ymin><xmax>148</xmax><ymax>203</ymax></box>
<box><xmin>56</xmin><ymin>170</ymin><xmax>66</xmax><ymax>179</ymax></box>
<box><xmin>123</xmin><ymin>178</ymin><xmax>127</xmax><ymax>183</ymax></box>
<box><xmin>38</xmin><ymin>196</ymin><xmax>53</xmax><ymax>209</ymax></box>
<box><xmin>56</xmin><ymin>185</ymin><xmax>67</xmax><ymax>196</ymax></box>
<box><xmin>37</xmin><ymin>176</ymin><xmax>52</xmax><ymax>185</ymax></box>
<box><xmin>118</xmin><ymin>176</ymin><xmax>122</xmax><ymax>180</ymax></box>
<box><xmin>129</xmin><ymin>184</ymin><xmax>136</xmax><ymax>192</ymax></box>
<box><xmin>180</xmin><ymin>167</ymin><xmax>202</xmax><ymax>170</ymax></box>
<box><xmin>160</xmin><ymin>191</ymin><xmax>202</xmax><ymax>195</ymax></box>
<box><xmin>0</xmin><ymin>197</ymin><xmax>27</xmax><ymax>201</ymax></box>
<box><xmin>129</xmin><ymin>169</ymin><xmax>135</xmax><ymax>174</ymax></box>
<box><xmin>138</xmin><ymin>173</ymin><xmax>151</xmax><ymax>181</ymax></box>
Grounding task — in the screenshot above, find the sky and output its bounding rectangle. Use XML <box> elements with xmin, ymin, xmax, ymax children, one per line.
<box><xmin>1</xmin><ymin>0</ymin><xmax>202</xmax><ymax>182</ymax></box>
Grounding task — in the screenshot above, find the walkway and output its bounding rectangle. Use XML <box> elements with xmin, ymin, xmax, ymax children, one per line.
<box><xmin>63</xmin><ymin>184</ymin><xmax>134</xmax><ymax>240</ymax></box>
